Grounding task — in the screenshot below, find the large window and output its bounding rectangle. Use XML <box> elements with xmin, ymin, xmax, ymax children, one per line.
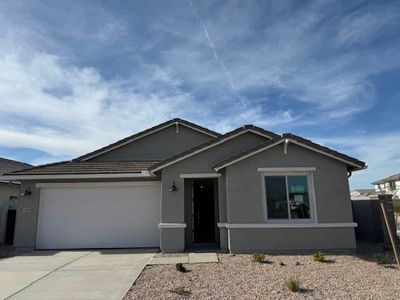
<box><xmin>264</xmin><ymin>175</ymin><xmax>311</xmax><ymax>220</ymax></box>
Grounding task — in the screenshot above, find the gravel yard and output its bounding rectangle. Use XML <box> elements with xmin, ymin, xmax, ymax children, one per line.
<box><xmin>124</xmin><ymin>245</ymin><xmax>400</xmax><ymax>300</ymax></box>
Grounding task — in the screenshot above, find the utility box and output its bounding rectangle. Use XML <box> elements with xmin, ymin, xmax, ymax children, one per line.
<box><xmin>352</xmin><ymin>194</ymin><xmax>397</xmax><ymax>244</ymax></box>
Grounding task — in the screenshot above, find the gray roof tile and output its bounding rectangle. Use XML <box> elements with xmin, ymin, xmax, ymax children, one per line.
<box><xmin>5</xmin><ymin>161</ymin><xmax>159</xmax><ymax>175</ymax></box>
<box><xmin>0</xmin><ymin>157</ymin><xmax>32</xmax><ymax>175</ymax></box>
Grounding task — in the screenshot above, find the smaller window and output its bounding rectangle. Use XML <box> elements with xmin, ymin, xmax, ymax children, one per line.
<box><xmin>264</xmin><ymin>174</ymin><xmax>312</xmax><ymax>220</ymax></box>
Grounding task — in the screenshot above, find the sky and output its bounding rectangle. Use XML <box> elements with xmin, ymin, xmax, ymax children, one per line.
<box><xmin>0</xmin><ymin>0</ymin><xmax>399</xmax><ymax>189</ymax></box>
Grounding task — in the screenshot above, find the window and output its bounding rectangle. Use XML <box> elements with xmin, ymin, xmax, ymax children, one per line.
<box><xmin>264</xmin><ymin>175</ymin><xmax>312</xmax><ymax>220</ymax></box>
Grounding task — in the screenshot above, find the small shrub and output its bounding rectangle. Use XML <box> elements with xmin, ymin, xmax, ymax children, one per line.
<box><xmin>279</xmin><ymin>261</ymin><xmax>286</xmax><ymax>266</ymax></box>
<box><xmin>313</xmin><ymin>251</ymin><xmax>325</xmax><ymax>262</ymax></box>
<box><xmin>252</xmin><ymin>253</ymin><xmax>265</xmax><ymax>263</ymax></box>
<box><xmin>285</xmin><ymin>277</ymin><xmax>300</xmax><ymax>292</ymax></box>
<box><xmin>374</xmin><ymin>252</ymin><xmax>392</xmax><ymax>265</ymax></box>
<box><xmin>175</xmin><ymin>263</ymin><xmax>186</xmax><ymax>272</ymax></box>
<box><xmin>169</xmin><ymin>287</ymin><xmax>191</xmax><ymax>296</ymax></box>
<box><xmin>295</xmin><ymin>261</ymin><xmax>301</xmax><ymax>266</ymax></box>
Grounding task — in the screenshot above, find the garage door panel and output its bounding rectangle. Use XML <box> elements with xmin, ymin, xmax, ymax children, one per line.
<box><xmin>36</xmin><ymin>183</ymin><xmax>160</xmax><ymax>249</ymax></box>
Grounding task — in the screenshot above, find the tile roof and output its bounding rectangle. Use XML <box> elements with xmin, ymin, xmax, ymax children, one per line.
<box><xmin>212</xmin><ymin>133</ymin><xmax>366</xmax><ymax>171</ymax></box>
<box><xmin>149</xmin><ymin>125</ymin><xmax>279</xmax><ymax>172</ymax></box>
<box><xmin>5</xmin><ymin>161</ymin><xmax>160</xmax><ymax>175</ymax></box>
<box><xmin>0</xmin><ymin>157</ymin><xmax>32</xmax><ymax>175</ymax></box>
<box><xmin>372</xmin><ymin>173</ymin><xmax>400</xmax><ymax>185</ymax></box>
<box><xmin>74</xmin><ymin>118</ymin><xmax>221</xmax><ymax>162</ymax></box>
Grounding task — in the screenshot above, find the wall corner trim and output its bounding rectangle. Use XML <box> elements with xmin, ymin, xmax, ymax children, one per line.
<box><xmin>158</xmin><ymin>223</ymin><xmax>187</xmax><ymax>229</ymax></box>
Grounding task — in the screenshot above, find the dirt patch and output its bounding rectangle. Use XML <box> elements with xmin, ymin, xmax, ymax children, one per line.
<box><xmin>124</xmin><ymin>248</ymin><xmax>400</xmax><ymax>299</ymax></box>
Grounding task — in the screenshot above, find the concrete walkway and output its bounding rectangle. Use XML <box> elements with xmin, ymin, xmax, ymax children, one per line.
<box><xmin>0</xmin><ymin>249</ymin><xmax>155</xmax><ymax>300</ymax></box>
<box><xmin>149</xmin><ymin>252</ymin><xmax>218</xmax><ymax>265</ymax></box>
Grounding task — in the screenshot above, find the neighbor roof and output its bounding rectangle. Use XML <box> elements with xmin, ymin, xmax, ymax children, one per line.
<box><xmin>372</xmin><ymin>173</ymin><xmax>400</xmax><ymax>185</ymax></box>
<box><xmin>4</xmin><ymin>161</ymin><xmax>160</xmax><ymax>175</ymax></box>
<box><xmin>213</xmin><ymin>133</ymin><xmax>366</xmax><ymax>171</ymax></box>
<box><xmin>0</xmin><ymin>157</ymin><xmax>32</xmax><ymax>175</ymax></box>
<box><xmin>149</xmin><ymin>125</ymin><xmax>279</xmax><ymax>172</ymax></box>
<box><xmin>74</xmin><ymin>118</ymin><xmax>221</xmax><ymax>162</ymax></box>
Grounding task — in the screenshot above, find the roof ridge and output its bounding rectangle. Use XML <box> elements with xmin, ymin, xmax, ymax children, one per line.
<box><xmin>73</xmin><ymin>118</ymin><xmax>221</xmax><ymax>162</ymax></box>
<box><xmin>149</xmin><ymin>125</ymin><xmax>279</xmax><ymax>172</ymax></box>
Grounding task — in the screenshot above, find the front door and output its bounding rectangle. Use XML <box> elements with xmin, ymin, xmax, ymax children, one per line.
<box><xmin>193</xmin><ymin>179</ymin><xmax>216</xmax><ymax>243</ymax></box>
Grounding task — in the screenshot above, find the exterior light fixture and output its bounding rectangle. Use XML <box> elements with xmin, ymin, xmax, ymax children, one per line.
<box><xmin>21</xmin><ymin>187</ymin><xmax>32</xmax><ymax>196</ymax></box>
<box><xmin>169</xmin><ymin>181</ymin><xmax>178</xmax><ymax>192</ymax></box>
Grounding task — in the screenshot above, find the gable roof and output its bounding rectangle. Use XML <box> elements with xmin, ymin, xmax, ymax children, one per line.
<box><xmin>149</xmin><ymin>125</ymin><xmax>279</xmax><ymax>172</ymax></box>
<box><xmin>1</xmin><ymin>160</ymin><xmax>159</xmax><ymax>180</ymax></box>
<box><xmin>74</xmin><ymin>118</ymin><xmax>221</xmax><ymax>162</ymax></box>
<box><xmin>0</xmin><ymin>157</ymin><xmax>32</xmax><ymax>175</ymax></box>
<box><xmin>213</xmin><ymin>133</ymin><xmax>366</xmax><ymax>171</ymax></box>
<box><xmin>372</xmin><ymin>172</ymin><xmax>400</xmax><ymax>185</ymax></box>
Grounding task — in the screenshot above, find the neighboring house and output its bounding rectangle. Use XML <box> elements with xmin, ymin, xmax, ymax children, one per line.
<box><xmin>350</xmin><ymin>189</ymin><xmax>378</xmax><ymax>200</ymax></box>
<box><xmin>0</xmin><ymin>157</ymin><xmax>32</xmax><ymax>244</ymax></box>
<box><xmin>373</xmin><ymin>173</ymin><xmax>400</xmax><ymax>199</ymax></box>
<box><xmin>0</xmin><ymin>118</ymin><xmax>366</xmax><ymax>253</ymax></box>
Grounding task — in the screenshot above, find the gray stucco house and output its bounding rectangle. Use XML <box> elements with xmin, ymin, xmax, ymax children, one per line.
<box><xmin>0</xmin><ymin>118</ymin><xmax>366</xmax><ymax>253</ymax></box>
<box><xmin>0</xmin><ymin>157</ymin><xmax>32</xmax><ymax>245</ymax></box>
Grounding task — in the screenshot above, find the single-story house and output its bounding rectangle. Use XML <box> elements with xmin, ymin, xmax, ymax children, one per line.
<box><xmin>350</xmin><ymin>189</ymin><xmax>378</xmax><ymax>200</ymax></box>
<box><xmin>0</xmin><ymin>118</ymin><xmax>366</xmax><ymax>253</ymax></box>
<box><xmin>373</xmin><ymin>173</ymin><xmax>400</xmax><ymax>200</ymax></box>
<box><xmin>0</xmin><ymin>157</ymin><xmax>32</xmax><ymax>245</ymax></box>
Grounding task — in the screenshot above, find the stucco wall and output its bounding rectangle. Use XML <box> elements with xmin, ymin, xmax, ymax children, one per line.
<box><xmin>0</xmin><ymin>183</ymin><xmax>19</xmax><ymax>243</ymax></box>
<box><xmin>160</xmin><ymin>132</ymin><xmax>266</xmax><ymax>251</ymax></box>
<box><xmin>91</xmin><ymin>125</ymin><xmax>214</xmax><ymax>161</ymax></box>
<box><xmin>223</xmin><ymin>142</ymin><xmax>356</xmax><ymax>252</ymax></box>
<box><xmin>13</xmin><ymin>182</ymin><xmax>40</xmax><ymax>249</ymax></box>
<box><xmin>226</xmin><ymin>143</ymin><xmax>353</xmax><ymax>223</ymax></box>
<box><xmin>160</xmin><ymin>132</ymin><xmax>267</xmax><ymax>223</ymax></box>
<box><xmin>229</xmin><ymin>227</ymin><xmax>356</xmax><ymax>253</ymax></box>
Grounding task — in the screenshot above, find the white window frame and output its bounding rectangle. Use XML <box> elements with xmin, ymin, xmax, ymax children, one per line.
<box><xmin>260</xmin><ymin>169</ymin><xmax>317</xmax><ymax>223</ymax></box>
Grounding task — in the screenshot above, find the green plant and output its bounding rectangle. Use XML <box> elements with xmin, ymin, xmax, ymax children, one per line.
<box><xmin>251</xmin><ymin>253</ymin><xmax>265</xmax><ymax>263</ymax></box>
<box><xmin>169</xmin><ymin>287</ymin><xmax>191</xmax><ymax>296</ymax></box>
<box><xmin>313</xmin><ymin>251</ymin><xmax>325</xmax><ymax>262</ymax></box>
<box><xmin>175</xmin><ymin>263</ymin><xmax>186</xmax><ymax>272</ymax></box>
<box><xmin>285</xmin><ymin>277</ymin><xmax>301</xmax><ymax>292</ymax></box>
<box><xmin>374</xmin><ymin>252</ymin><xmax>392</xmax><ymax>265</ymax></box>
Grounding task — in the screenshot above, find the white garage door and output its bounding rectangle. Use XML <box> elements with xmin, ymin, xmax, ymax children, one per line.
<box><xmin>36</xmin><ymin>182</ymin><xmax>161</xmax><ymax>249</ymax></box>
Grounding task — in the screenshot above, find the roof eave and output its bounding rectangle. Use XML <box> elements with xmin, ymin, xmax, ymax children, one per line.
<box><xmin>0</xmin><ymin>171</ymin><xmax>156</xmax><ymax>181</ymax></box>
<box><xmin>213</xmin><ymin>136</ymin><xmax>366</xmax><ymax>171</ymax></box>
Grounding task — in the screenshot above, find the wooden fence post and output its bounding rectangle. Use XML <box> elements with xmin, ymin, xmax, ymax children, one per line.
<box><xmin>378</xmin><ymin>194</ymin><xmax>400</xmax><ymax>269</ymax></box>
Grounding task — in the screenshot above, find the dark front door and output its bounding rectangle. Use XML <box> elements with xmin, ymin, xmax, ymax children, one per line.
<box><xmin>5</xmin><ymin>210</ymin><xmax>16</xmax><ymax>245</ymax></box>
<box><xmin>193</xmin><ymin>179</ymin><xmax>216</xmax><ymax>243</ymax></box>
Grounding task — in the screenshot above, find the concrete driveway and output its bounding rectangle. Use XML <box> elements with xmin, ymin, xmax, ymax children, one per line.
<box><xmin>0</xmin><ymin>249</ymin><xmax>155</xmax><ymax>300</ymax></box>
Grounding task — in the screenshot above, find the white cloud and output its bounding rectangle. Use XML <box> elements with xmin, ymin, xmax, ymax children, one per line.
<box><xmin>0</xmin><ymin>0</ymin><xmax>399</xmax><ymax>186</ymax></box>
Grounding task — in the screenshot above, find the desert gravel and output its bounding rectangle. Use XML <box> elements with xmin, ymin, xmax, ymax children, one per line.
<box><xmin>124</xmin><ymin>249</ymin><xmax>400</xmax><ymax>299</ymax></box>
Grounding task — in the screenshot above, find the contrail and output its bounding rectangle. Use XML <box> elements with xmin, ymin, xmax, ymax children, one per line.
<box><xmin>188</xmin><ymin>0</ymin><xmax>247</xmax><ymax>108</ymax></box>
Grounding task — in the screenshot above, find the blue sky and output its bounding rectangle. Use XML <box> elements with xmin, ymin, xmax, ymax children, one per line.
<box><xmin>0</xmin><ymin>0</ymin><xmax>399</xmax><ymax>189</ymax></box>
